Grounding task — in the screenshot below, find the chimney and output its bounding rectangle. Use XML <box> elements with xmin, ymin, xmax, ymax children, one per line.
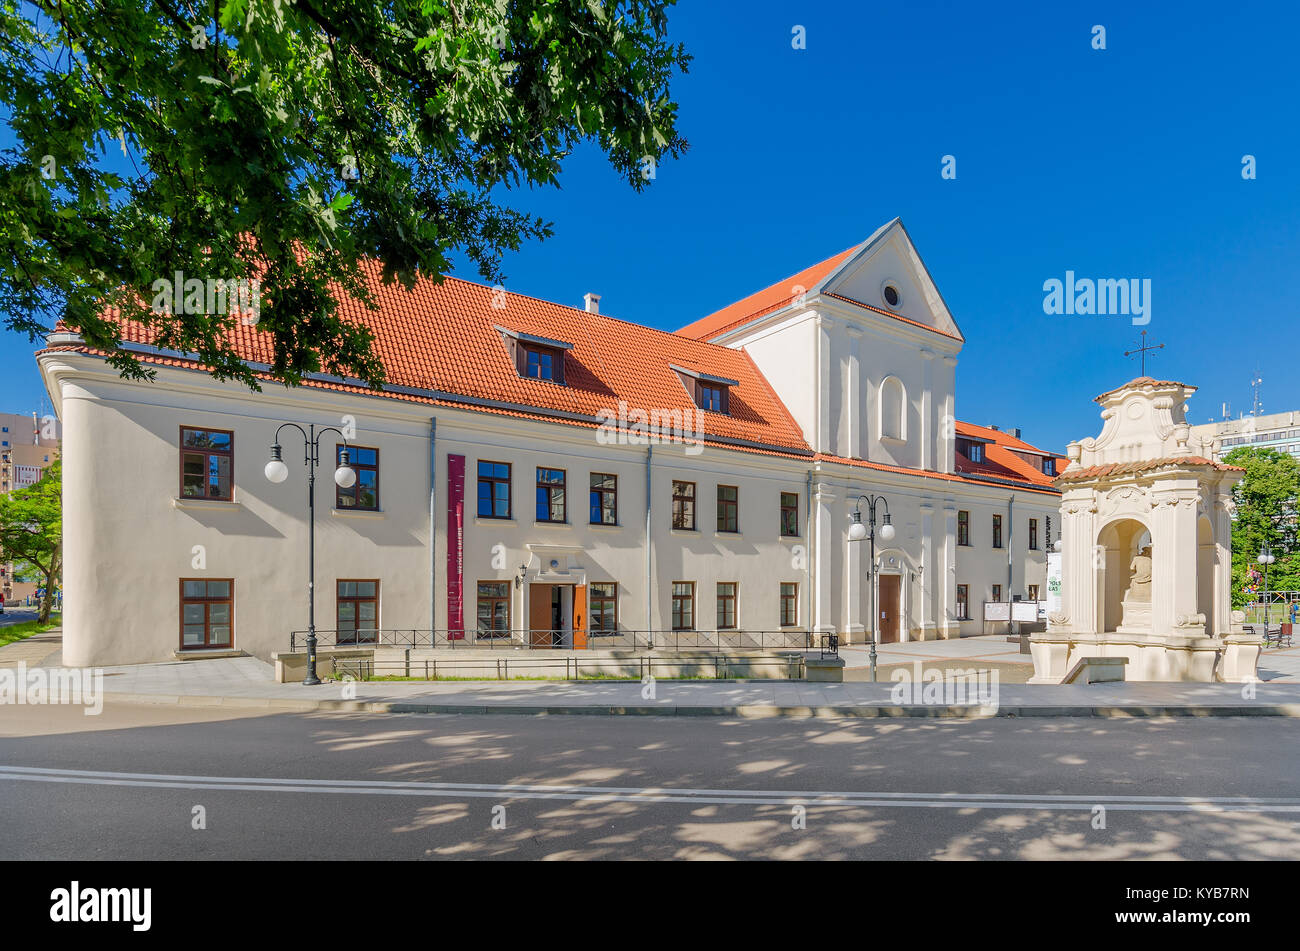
<box><xmin>988</xmin><ymin>424</ymin><xmax>999</xmax><ymax>432</ymax></box>
<box><xmin>1010</xmin><ymin>427</ymin><xmax>1021</xmax><ymax>439</ymax></box>
<box><xmin>583</xmin><ymin>292</ymin><xmax>601</xmax><ymax>314</ymax></box>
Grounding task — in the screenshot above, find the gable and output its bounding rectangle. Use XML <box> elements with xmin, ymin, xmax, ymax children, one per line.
<box><xmin>675</xmin><ymin>219</ymin><xmax>963</xmax><ymax>344</ymax></box>
<box><xmin>819</xmin><ymin>219</ymin><xmax>963</xmax><ymax>341</ymax></box>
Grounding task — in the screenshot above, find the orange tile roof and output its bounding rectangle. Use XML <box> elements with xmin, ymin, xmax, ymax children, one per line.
<box><xmin>1094</xmin><ymin>376</ymin><xmax>1194</xmax><ymax>402</ymax></box>
<box><xmin>675</xmin><ymin>245</ymin><xmax>860</xmax><ymax>341</ymax></box>
<box><xmin>954</xmin><ymin>421</ymin><xmax>1066</xmax><ymax>489</ymax></box>
<box><xmin>1057</xmin><ymin>456</ymin><xmax>1244</xmax><ymax>482</ymax></box>
<box><xmin>814</xmin><ymin>452</ymin><xmax>1061</xmax><ymax>496</ymax></box>
<box><xmin>81</xmin><ymin>261</ymin><xmax>812</xmax><ymax>453</ymax></box>
<box><xmin>44</xmin><ymin>259</ymin><xmax>1063</xmax><ymax>495</ymax></box>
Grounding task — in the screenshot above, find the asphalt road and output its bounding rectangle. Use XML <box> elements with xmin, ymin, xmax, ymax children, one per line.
<box><xmin>0</xmin><ymin>607</ymin><xmax>38</xmax><ymax>628</ymax></box>
<box><xmin>2</xmin><ymin>702</ymin><xmax>1299</xmax><ymax>860</ymax></box>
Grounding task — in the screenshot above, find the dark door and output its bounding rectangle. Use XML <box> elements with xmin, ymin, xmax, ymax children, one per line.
<box><xmin>878</xmin><ymin>574</ymin><xmax>901</xmax><ymax>644</ymax></box>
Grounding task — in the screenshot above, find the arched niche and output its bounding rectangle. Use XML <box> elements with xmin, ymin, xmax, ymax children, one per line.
<box><xmin>879</xmin><ymin>376</ymin><xmax>906</xmax><ymax>442</ymax></box>
<box><xmin>1096</xmin><ymin>516</ymin><xmax>1151</xmax><ymax>634</ymax></box>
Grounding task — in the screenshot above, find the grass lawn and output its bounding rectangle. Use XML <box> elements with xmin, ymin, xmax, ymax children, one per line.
<box><xmin>0</xmin><ymin>612</ymin><xmax>62</xmax><ymax>648</ymax></box>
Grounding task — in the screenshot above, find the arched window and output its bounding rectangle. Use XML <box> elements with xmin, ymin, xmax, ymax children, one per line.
<box><xmin>880</xmin><ymin>376</ymin><xmax>906</xmax><ymax>442</ymax></box>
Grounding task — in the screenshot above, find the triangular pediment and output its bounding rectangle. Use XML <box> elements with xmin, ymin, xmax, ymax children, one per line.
<box><xmin>816</xmin><ymin>218</ymin><xmax>964</xmax><ymax>341</ymax></box>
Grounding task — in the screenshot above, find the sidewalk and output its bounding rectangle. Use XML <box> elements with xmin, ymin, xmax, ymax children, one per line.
<box><xmin>9</xmin><ymin>631</ymin><xmax>1300</xmax><ymax>717</ymax></box>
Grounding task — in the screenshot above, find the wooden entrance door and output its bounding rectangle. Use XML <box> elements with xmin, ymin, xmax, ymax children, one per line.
<box><xmin>573</xmin><ymin>584</ymin><xmax>587</xmax><ymax>650</ymax></box>
<box><xmin>529</xmin><ymin>584</ymin><xmax>553</xmax><ymax>647</ymax></box>
<box><xmin>877</xmin><ymin>574</ymin><xmax>901</xmax><ymax>644</ymax></box>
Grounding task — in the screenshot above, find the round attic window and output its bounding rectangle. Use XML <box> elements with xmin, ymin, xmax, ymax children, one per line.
<box><xmin>882</xmin><ymin>283</ymin><xmax>901</xmax><ymax>309</ymax></box>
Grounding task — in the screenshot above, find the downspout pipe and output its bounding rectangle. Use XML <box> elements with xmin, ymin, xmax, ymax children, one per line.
<box><xmin>1007</xmin><ymin>494</ymin><xmax>1015</xmax><ymax>596</ymax></box>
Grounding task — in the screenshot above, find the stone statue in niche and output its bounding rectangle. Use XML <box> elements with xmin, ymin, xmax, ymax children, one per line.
<box><xmin>1125</xmin><ymin>545</ymin><xmax>1153</xmax><ymax>602</ymax></box>
<box><xmin>1119</xmin><ymin>544</ymin><xmax>1153</xmax><ymax>632</ymax></box>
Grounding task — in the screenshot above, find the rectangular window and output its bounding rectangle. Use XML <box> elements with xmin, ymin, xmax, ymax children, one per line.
<box><xmin>780</xmin><ymin>491</ymin><xmax>800</xmax><ymax>537</ymax></box>
<box><xmin>698</xmin><ymin>384</ymin><xmax>723</xmax><ymax>412</ymax></box>
<box><xmin>672</xmin><ymin>480</ymin><xmax>696</xmax><ymax>530</ymax></box>
<box><xmin>535</xmin><ymin>467</ymin><xmax>566</xmax><ymax>522</ymax></box>
<box><xmin>671</xmin><ymin>582</ymin><xmax>695</xmax><ymax>631</ymax></box>
<box><xmin>476</xmin><ymin>581</ymin><xmax>510</xmax><ymax>637</ymax></box>
<box><xmin>1029</xmin><ymin>518</ymin><xmax>1039</xmax><ymax>551</ymax></box>
<box><xmin>716</xmin><ymin>582</ymin><xmax>738</xmax><ymax>630</ymax></box>
<box><xmin>780</xmin><ymin>582</ymin><xmax>799</xmax><ymax>627</ymax></box>
<box><xmin>717</xmin><ymin>484</ymin><xmax>739</xmax><ymax>533</ymax></box>
<box><xmin>336</xmin><ymin>446</ymin><xmax>379</xmax><ymax>510</ymax></box>
<box><xmin>1028</xmin><ymin>584</ymin><xmax>1040</xmax><ymax>601</ymax></box>
<box><xmin>524</xmin><ymin>347</ymin><xmax>557</xmax><ymax>381</ymax></box>
<box><xmin>991</xmin><ymin>584</ymin><xmax>1002</xmax><ymax>603</ymax></box>
<box><xmin>477</xmin><ymin>461</ymin><xmax>511</xmax><ymax>519</ymax></box>
<box><xmin>180</xmin><ymin>579</ymin><xmax>233</xmax><ymax>649</ymax></box>
<box><xmin>957</xmin><ymin>510</ymin><xmax>970</xmax><ymax>546</ymax></box>
<box><xmin>956</xmin><ymin>584</ymin><xmax>969</xmax><ymax>620</ymax></box>
<box><xmin>180</xmin><ymin>427</ymin><xmax>233</xmax><ymax>500</ymax></box>
<box><xmin>589</xmin><ymin>472</ymin><xmax>617</xmax><ymax>525</ymax></box>
<box><xmin>590</xmin><ymin>582</ymin><xmax>618</xmax><ymax>633</ymax></box>
<box><xmin>992</xmin><ymin>514</ymin><xmax>1003</xmax><ymax>549</ymax></box>
<box><xmin>336</xmin><ymin>580</ymin><xmax>378</xmax><ymax>644</ymax></box>
<box><xmin>1042</xmin><ymin>457</ymin><xmax>1056</xmax><ymax>476</ymax></box>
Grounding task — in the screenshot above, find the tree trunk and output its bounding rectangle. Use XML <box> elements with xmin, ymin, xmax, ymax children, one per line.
<box><xmin>38</xmin><ymin>576</ymin><xmax>53</xmax><ymax>624</ymax></box>
<box><xmin>37</xmin><ymin>542</ymin><xmax>59</xmax><ymax>625</ymax></box>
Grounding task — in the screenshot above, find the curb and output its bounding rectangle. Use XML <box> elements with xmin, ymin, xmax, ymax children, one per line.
<box><xmin>101</xmin><ymin>692</ymin><xmax>1300</xmax><ymax>719</ymax></box>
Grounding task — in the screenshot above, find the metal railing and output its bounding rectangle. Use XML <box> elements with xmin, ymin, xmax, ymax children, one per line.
<box><xmin>329</xmin><ymin>652</ymin><xmax>807</xmax><ymax>682</ymax></box>
<box><xmin>1245</xmin><ymin>590</ymin><xmax>1300</xmax><ymax>624</ymax></box>
<box><xmin>288</xmin><ymin>628</ymin><xmax>817</xmax><ymax>653</ymax></box>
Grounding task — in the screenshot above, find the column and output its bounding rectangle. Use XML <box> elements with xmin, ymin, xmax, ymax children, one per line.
<box><xmin>920</xmin><ymin>501</ymin><xmax>936</xmax><ymax>636</ymax></box>
<box><xmin>845</xmin><ymin>505</ymin><xmax>864</xmax><ymax>640</ymax></box>
<box><xmin>847</xmin><ymin>327</ymin><xmax>863</xmax><ymax>459</ymax></box>
<box><xmin>1214</xmin><ymin>490</ymin><xmax>1234</xmax><ymax>635</ymax></box>
<box><xmin>920</xmin><ymin>350</ymin><xmax>935</xmax><ymax>471</ymax></box>
<box><xmin>1062</xmin><ymin>494</ymin><xmax>1096</xmax><ymax>634</ymax></box>
<box><xmin>941</xmin><ymin>503</ymin><xmax>958</xmax><ymax>637</ymax></box>
<box><xmin>814</xmin><ymin>482</ymin><xmax>838</xmax><ymax>636</ymax></box>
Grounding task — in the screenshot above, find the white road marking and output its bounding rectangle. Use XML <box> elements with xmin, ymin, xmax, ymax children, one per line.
<box><xmin>0</xmin><ymin>764</ymin><xmax>1295</xmax><ymax>813</ymax></box>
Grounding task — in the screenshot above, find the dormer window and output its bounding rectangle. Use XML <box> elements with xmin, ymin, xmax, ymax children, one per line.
<box><xmin>525</xmin><ymin>347</ymin><xmax>557</xmax><ymax>381</ymax></box>
<box><xmin>671</xmin><ymin>364</ymin><xmax>737</xmax><ymax>415</ymax></box>
<box><xmin>698</xmin><ymin>384</ymin><xmax>723</xmax><ymax>412</ymax></box>
<box><xmin>496</xmin><ymin>326</ymin><xmax>573</xmax><ymax>385</ymax></box>
<box><xmin>956</xmin><ymin>436</ymin><xmax>991</xmax><ymax>464</ymax></box>
<box><xmin>1043</xmin><ymin>457</ymin><xmax>1056</xmax><ymax>476</ymax></box>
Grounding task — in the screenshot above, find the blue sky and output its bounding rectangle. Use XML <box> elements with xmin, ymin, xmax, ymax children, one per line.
<box><xmin>3</xmin><ymin>0</ymin><xmax>1298</xmax><ymax>451</ymax></box>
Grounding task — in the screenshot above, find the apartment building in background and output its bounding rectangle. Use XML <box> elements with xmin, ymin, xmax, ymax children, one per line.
<box><xmin>0</xmin><ymin>411</ymin><xmax>61</xmax><ymax>603</ymax></box>
<box><xmin>1190</xmin><ymin>410</ymin><xmax>1300</xmax><ymax>463</ymax></box>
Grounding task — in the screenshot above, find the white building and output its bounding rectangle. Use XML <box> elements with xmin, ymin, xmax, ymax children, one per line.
<box><xmin>1190</xmin><ymin>410</ymin><xmax>1300</xmax><ymax>463</ymax></box>
<box><xmin>39</xmin><ymin>218</ymin><xmax>1064</xmax><ymax>667</ymax></box>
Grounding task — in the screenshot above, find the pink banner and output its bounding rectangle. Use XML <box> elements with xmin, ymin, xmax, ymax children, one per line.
<box><xmin>447</xmin><ymin>454</ymin><xmax>465</xmax><ymax>638</ymax></box>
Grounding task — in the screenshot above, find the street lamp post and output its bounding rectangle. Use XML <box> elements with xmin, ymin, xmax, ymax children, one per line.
<box><xmin>847</xmin><ymin>494</ymin><xmax>895</xmax><ymax>682</ymax></box>
<box><xmin>1258</xmin><ymin>542</ymin><xmax>1277</xmax><ymax>629</ymax></box>
<box><xmin>265</xmin><ymin>423</ymin><xmax>357</xmax><ymax>686</ymax></box>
